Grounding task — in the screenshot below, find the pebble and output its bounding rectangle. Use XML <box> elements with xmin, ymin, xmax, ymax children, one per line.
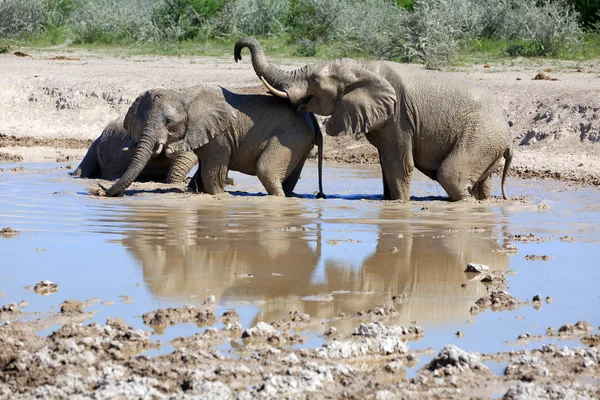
<box><xmin>33</xmin><ymin>280</ymin><xmax>58</xmax><ymax>295</ymax></box>
<box><xmin>465</xmin><ymin>263</ymin><xmax>489</xmax><ymax>273</ymax></box>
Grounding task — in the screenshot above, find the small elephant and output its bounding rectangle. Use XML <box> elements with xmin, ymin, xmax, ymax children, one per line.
<box><xmin>235</xmin><ymin>37</ymin><xmax>513</xmax><ymax>202</ymax></box>
<box><xmin>72</xmin><ymin>118</ymin><xmax>197</xmax><ymax>183</ymax></box>
<box><xmin>104</xmin><ymin>85</ymin><xmax>324</xmax><ymax>198</ymax></box>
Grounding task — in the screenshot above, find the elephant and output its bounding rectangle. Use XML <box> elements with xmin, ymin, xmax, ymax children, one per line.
<box><xmin>103</xmin><ymin>84</ymin><xmax>324</xmax><ymax>198</ymax></box>
<box><xmin>72</xmin><ymin>118</ymin><xmax>197</xmax><ymax>183</ymax></box>
<box><xmin>234</xmin><ymin>37</ymin><xmax>513</xmax><ymax>202</ymax></box>
<box><xmin>162</xmin><ymin>85</ymin><xmax>325</xmax><ymax>198</ymax></box>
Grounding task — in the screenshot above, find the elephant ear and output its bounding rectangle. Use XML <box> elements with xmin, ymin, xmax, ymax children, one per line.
<box><xmin>326</xmin><ymin>69</ymin><xmax>396</xmax><ymax>136</ymax></box>
<box><xmin>124</xmin><ymin>91</ymin><xmax>153</xmax><ymax>143</ymax></box>
<box><xmin>179</xmin><ymin>93</ymin><xmax>237</xmax><ymax>151</ymax></box>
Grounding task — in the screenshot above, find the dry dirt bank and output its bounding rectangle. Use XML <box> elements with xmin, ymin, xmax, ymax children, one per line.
<box><xmin>0</xmin><ymin>49</ymin><xmax>599</xmax><ymax>186</ymax></box>
<box><xmin>1</xmin><ymin>297</ymin><xmax>599</xmax><ymax>399</ymax></box>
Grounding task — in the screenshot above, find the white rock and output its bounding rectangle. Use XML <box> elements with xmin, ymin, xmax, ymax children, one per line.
<box><xmin>465</xmin><ymin>263</ymin><xmax>489</xmax><ymax>273</ymax></box>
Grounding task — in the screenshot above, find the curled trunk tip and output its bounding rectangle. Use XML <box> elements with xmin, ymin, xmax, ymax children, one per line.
<box><xmin>233</xmin><ymin>36</ymin><xmax>309</xmax><ymax>101</ymax></box>
<box><xmin>104</xmin><ymin>132</ymin><xmax>156</xmax><ymax>197</ymax></box>
<box><xmin>234</xmin><ymin>37</ymin><xmax>262</xmax><ymax>63</ymax></box>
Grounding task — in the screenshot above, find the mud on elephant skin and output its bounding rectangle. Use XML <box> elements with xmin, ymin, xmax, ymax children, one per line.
<box><xmin>71</xmin><ymin>118</ymin><xmax>198</xmax><ymax>183</ymax></box>
<box><xmin>235</xmin><ymin>37</ymin><xmax>513</xmax><ymax>202</ymax></box>
<box><xmin>165</xmin><ymin>85</ymin><xmax>325</xmax><ymax>198</ymax></box>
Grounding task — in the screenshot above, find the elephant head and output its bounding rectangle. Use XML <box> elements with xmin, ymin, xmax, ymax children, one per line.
<box><xmin>104</xmin><ymin>89</ymin><xmax>189</xmax><ymax>197</ymax></box>
<box><xmin>234</xmin><ymin>37</ymin><xmax>396</xmax><ymax>137</ymax></box>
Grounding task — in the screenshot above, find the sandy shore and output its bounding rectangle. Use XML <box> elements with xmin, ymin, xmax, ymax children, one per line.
<box><xmin>0</xmin><ymin>49</ymin><xmax>599</xmax><ymax>186</ymax></box>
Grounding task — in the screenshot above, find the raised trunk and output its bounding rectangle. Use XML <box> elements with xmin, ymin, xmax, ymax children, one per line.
<box><xmin>166</xmin><ymin>151</ymin><xmax>198</xmax><ymax>183</ymax></box>
<box><xmin>234</xmin><ymin>37</ymin><xmax>310</xmax><ymax>100</ymax></box>
<box><xmin>104</xmin><ymin>131</ymin><xmax>156</xmax><ymax>197</ymax></box>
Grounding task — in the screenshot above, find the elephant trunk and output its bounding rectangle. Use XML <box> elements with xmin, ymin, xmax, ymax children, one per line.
<box><xmin>234</xmin><ymin>37</ymin><xmax>309</xmax><ymax>101</ymax></box>
<box><xmin>104</xmin><ymin>129</ymin><xmax>157</xmax><ymax>197</ymax></box>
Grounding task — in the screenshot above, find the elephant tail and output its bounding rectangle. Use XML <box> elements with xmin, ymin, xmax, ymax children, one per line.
<box><xmin>71</xmin><ymin>138</ymin><xmax>100</xmax><ymax>178</ymax></box>
<box><xmin>304</xmin><ymin>112</ymin><xmax>326</xmax><ymax>199</ymax></box>
<box><xmin>501</xmin><ymin>145</ymin><xmax>513</xmax><ymax>200</ymax></box>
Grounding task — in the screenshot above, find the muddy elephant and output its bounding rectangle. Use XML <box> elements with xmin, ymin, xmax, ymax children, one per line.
<box><xmin>234</xmin><ymin>37</ymin><xmax>513</xmax><ymax>202</ymax></box>
<box><xmin>72</xmin><ymin>118</ymin><xmax>197</xmax><ymax>182</ymax></box>
<box><xmin>105</xmin><ymin>85</ymin><xmax>324</xmax><ymax>198</ymax></box>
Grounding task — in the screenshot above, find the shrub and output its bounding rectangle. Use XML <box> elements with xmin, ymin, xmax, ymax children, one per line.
<box><xmin>287</xmin><ymin>0</ymin><xmax>345</xmax><ymax>42</ymax></box>
<box><xmin>221</xmin><ymin>0</ymin><xmax>291</xmax><ymax>36</ymax></box>
<box><xmin>399</xmin><ymin>0</ymin><xmax>583</xmax><ymax>68</ymax></box>
<box><xmin>0</xmin><ymin>0</ymin><xmax>49</xmax><ymax>37</ymax></box>
<box><xmin>153</xmin><ymin>0</ymin><xmax>227</xmax><ymax>41</ymax></box>
<box><xmin>486</xmin><ymin>0</ymin><xmax>582</xmax><ymax>57</ymax></box>
<box><xmin>46</xmin><ymin>0</ymin><xmax>76</xmax><ymax>27</ymax></box>
<box><xmin>566</xmin><ymin>0</ymin><xmax>600</xmax><ymax>29</ymax></box>
<box><xmin>395</xmin><ymin>0</ymin><xmax>414</xmax><ymax>9</ymax></box>
<box><xmin>399</xmin><ymin>0</ymin><xmax>483</xmax><ymax>69</ymax></box>
<box><xmin>285</xmin><ymin>0</ymin><xmax>406</xmax><ymax>59</ymax></box>
<box><xmin>334</xmin><ymin>0</ymin><xmax>407</xmax><ymax>59</ymax></box>
<box><xmin>68</xmin><ymin>0</ymin><xmax>160</xmax><ymax>44</ymax></box>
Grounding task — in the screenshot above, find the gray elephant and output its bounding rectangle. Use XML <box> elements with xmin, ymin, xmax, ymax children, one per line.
<box><xmin>72</xmin><ymin>118</ymin><xmax>197</xmax><ymax>182</ymax></box>
<box><xmin>104</xmin><ymin>85</ymin><xmax>324</xmax><ymax>198</ymax></box>
<box><xmin>234</xmin><ymin>37</ymin><xmax>513</xmax><ymax>202</ymax></box>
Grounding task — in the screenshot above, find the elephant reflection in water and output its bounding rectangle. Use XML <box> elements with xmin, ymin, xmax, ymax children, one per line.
<box><xmin>120</xmin><ymin>199</ymin><xmax>321</xmax><ymax>306</ymax></box>
<box><xmin>121</xmin><ymin>199</ymin><xmax>510</xmax><ymax>328</ymax></box>
<box><xmin>312</xmin><ymin>204</ymin><xmax>511</xmax><ymax>327</ymax></box>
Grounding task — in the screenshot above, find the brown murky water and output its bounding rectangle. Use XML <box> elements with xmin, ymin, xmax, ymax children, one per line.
<box><xmin>1</xmin><ymin>160</ymin><xmax>599</xmax><ymax>357</ymax></box>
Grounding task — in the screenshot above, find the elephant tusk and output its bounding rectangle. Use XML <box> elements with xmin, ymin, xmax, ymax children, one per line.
<box><xmin>154</xmin><ymin>143</ymin><xmax>164</xmax><ymax>156</ymax></box>
<box><xmin>260</xmin><ymin>76</ymin><xmax>288</xmax><ymax>99</ymax></box>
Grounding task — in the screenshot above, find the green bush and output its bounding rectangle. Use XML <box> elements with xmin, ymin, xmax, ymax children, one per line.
<box><xmin>46</xmin><ymin>0</ymin><xmax>76</xmax><ymax>26</ymax></box>
<box><xmin>394</xmin><ymin>0</ymin><xmax>414</xmax><ymax>9</ymax></box>
<box><xmin>287</xmin><ymin>0</ymin><xmax>344</xmax><ymax>42</ymax></box>
<box><xmin>399</xmin><ymin>0</ymin><xmax>582</xmax><ymax>68</ymax></box>
<box><xmin>399</xmin><ymin>0</ymin><xmax>484</xmax><ymax>68</ymax></box>
<box><xmin>0</xmin><ymin>0</ymin><xmax>49</xmax><ymax>37</ymax></box>
<box><xmin>505</xmin><ymin>40</ymin><xmax>546</xmax><ymax>57</ymax></box>
<box><xmin>153</xmin><ymin>0</ymin><xmax>227</xmax><ymax>41</ymax></box>
<box><xmin>0</xmin><ymin>0</ymin><xmax>592</xmax><ymax>66</ymax></box>
<box><xmin>489</xmin><ymin>0</ymin><xmax>582</xmax><ymax>56</ymax></box>
<box><xmin>68</xmin><ymin>0</ymin><xmax>160</xmax><ymax>44</ymax></box>
<box><xmin>221</xmin><ymin>0</ymin><xmax>291</xmax><ymax>36</ymax></box>
<box><xmin>286</xmin><ymin>0</ymin><xmax>406</xmax><ymax>59</ymax></box>
<box><xmin>566</xmin><ymin>0</ymin><xmax>600</xmax><ymax>29</ymax></box>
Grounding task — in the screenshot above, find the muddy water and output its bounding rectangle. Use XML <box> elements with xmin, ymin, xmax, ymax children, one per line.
<box><xmin>1</xmin><ymin>161</ymin><xmax>599</xmax><ymax>357</ymax></box>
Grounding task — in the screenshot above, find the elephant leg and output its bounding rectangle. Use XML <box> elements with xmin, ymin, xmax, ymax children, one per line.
<box><xmin>378</xmin><ymin>138</ymin><xmax>413</xmax><ymax>202</ymax></box>
<box><xmin>199</xmin><ymin>149</ymin><xmax>230</xmax><ymax>195</ymax></box>
<box><xmin>255</xmin><ymin>140</ymin><xmax>296</xmax><ymax>197</ymax></box>
<box><xmin>72</xmin><ymin>139</ymin><xmax>100</xmax><ymax>178</ymax></box>
<box><xmin>282</xmin><ymin>153</ymin><xmax>309</xmax><ymax>196</ymax></box>
<box><xmin>188</xmin><ymin>161</ymin><xmax>205</xmax><ymax>193</ymax></box>
<box><xmin>378</xmin><ymin>148</ymin><xmax>390</xmax><ymax>200</ymax></box>
<box><xmin>473</xmin><ymin>175</ymin><xmax>492</xmax><ymax>200</ymax></box>
<box><xmin>437</xmin><ymin>148</ymin><xmax>476</xmax><ymax>201</ymax></box>
<box><xmin>256</xmin><ymin>168</ymin><xmax>286</xmax><ymax>197</ymax></box>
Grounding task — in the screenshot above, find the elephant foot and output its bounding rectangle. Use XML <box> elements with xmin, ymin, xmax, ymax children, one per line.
<box><xmin>187</xmin><ymin>178</ymin><xmax>204</xmax><ymax>194</ymax></box>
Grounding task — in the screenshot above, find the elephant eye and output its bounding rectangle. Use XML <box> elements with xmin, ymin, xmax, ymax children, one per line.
<box><xmin>165</xmin><ymin>117</ymin><xmax>173</xmax><ymax>125</ymax></box>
